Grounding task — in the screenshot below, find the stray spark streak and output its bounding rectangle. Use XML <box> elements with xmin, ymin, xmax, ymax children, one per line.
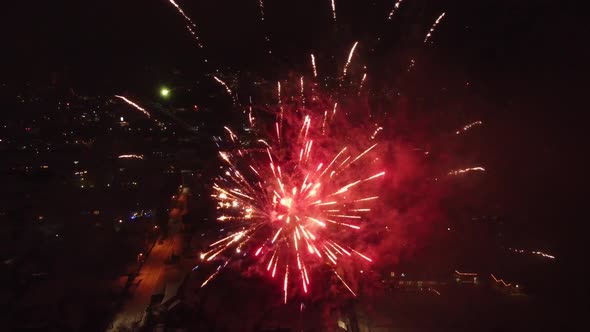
<box><xmin>359</xmin><ymin>73</ymin><xmax>367</xmax><ymax>94</ymax></box>
<box><xmin>311</xmin><ymin>53</ymin><xmax>318</xmax><ymax>77</ymax></box>
<box><xmin>456</xmin><ymin>120</ymin><xmax>483</xmax><ymax>134</ymax></box>
<box><xmin>168</xmin><ymin>0</ymin><xmax>207</xmax><ymax>48</ymax></box>
<box><xmin>118</xmin><ymin>154</ymin><xmax>144</xmax><ymax>160</ymax></box>
<box><xmin>166</xmin><ymin>0</ymin><xmax>204</xmax><ymax>48</ymax></box>
<box><xmin>508</xmin><ymin>248</ymin><xmax>556</xmax><ymax>260</ymax></box>
<box><xmin>343</xmin><ymin>41</ymin><xmax>359</xmax><ymax>76</ymax></box>
<box><xmin>448</xmin><ymin>167</ymin><xmax>485</xmax><ymax>176</ymax></box>
<box><xmin>213</xmin><ymin>76</ymin><xmax>233</xmax><ymax>97</ymax></box>
<box><xmin>387</xmin><ymin>0</ymin><xmax>404</xmax><ymax>20</ymax></box>
<box><xmin>258</xmin><ymin>0</ymin><xmax>265</xmax><ymax>21</ymax></box>
<box><xmin>330</xmin><ymin>0</ymin><xmax>337</xmax><ymax>22</ymax></box>
<box><xmin>424</xmin><ymin>12</ymin><xmax>446</xmax><ymax>44</ymax></box>
<box><xmin>114</xmin><ymin>95</ymin><xmax>151</xmax><ymax>118</ymax></box>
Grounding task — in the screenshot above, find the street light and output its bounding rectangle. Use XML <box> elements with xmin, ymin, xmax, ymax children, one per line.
<box><xmin>160</xmin><ymin>87</ymin><xmax>171</xmax><ymax>98</ymax></box>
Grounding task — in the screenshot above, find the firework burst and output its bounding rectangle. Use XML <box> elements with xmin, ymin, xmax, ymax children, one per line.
<box><xmin>152</xmin><ymin>1</ymin><xmax>488</xmax><ymax>304</ymax></box>
<box><xmin>203</xmin><ymin>61</ymin><xmax>385</xmax><ymax>301</ymax></box>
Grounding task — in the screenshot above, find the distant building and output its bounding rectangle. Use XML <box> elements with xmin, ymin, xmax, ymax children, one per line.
<box><xmin>384</xmin><ymin>271</ymin><xmax>446</xmax><ymax>295</ymax></box>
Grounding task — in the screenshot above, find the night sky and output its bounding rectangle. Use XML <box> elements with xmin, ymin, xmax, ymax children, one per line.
<box><xmin>3</xmin><ymin>0</ymin><xmax>585</xmax><ymax>260</ymax></box>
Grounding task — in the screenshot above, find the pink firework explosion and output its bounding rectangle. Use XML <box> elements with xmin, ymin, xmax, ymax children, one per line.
<box><xmin>205</xmin><ymin>79</ymin><xmax>385</xmax><ymax>302</ymax></box>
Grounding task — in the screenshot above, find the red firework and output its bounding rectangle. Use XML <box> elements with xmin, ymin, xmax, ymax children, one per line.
<box><xmin>203</xmin><ymin>71</ymin><xmax>384</xmax><ymax>302</ymax></box>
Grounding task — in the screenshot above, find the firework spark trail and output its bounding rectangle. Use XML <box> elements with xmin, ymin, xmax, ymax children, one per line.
<box><xmin>249</xmin><ymin>96</ymin><xmax>255</xmax><ymax>127</ymax></box>
<box><xmin>448</xmin><ymin>167</ymin><xmax>485</xmax><ymax>175</ymax></box>
<box><xmin>277</xmin><ymin>81</ymin><xmax>283</xmax><ymax>123</ymax></box>
<box><xmin>508</xmin><ymin>248</ymin><xmax>556</xmax><ymax>260</ymax></box>
<box><xmin>284</xmin><ymin>266</ymin><xmax>289</xmax><ymax>303</ymax></box>
<box><xmin>201</xmin><ymin>270</ymin><xmax>220</xmax><ymax>287</ymax></box>
<box><xmin>370</xmin><ymin>127</ymin><xmax>383</xmax><ymax>140</ymax></box>
<box><xmin>167</xmin><ymin>0</ymin><xmax>196</xmax><ymax>28</ymax></box>
<box><xmin>456</xmin><ymin>120</ymin><xmax>483</xmax><ymax>134</ymax></box>
<box><xmin>258</xmin><ymin>0</ymin><xmax>265</xmax><ymax>21</ymax></box>
<box><xmin>532</xmin><ymin>251</ymin><xmax>555</xmax><ymax>260</ymax></box>
<box><xmin>319</xmin><ymin>147</ymin><xmax>347</xmax><ymax>177</ymax></box>
<box><xmin>332</xmin><ymin>102</ymin><xmax>338</xmax><ymax>118</ymax></box>
<box><xmin>326</xmin><ymin>219</ymin><xmax>360</xmax><ymax>229</ymax></box>
<box><xmin>334</xmin><ymin>270</ymin><xmax>356</xmax><ymax>296</ymax></box>
<box><xmin>311</xmin><ymin>54</ymin><xmax>318</xmax><ymax>77</ymax></box>
<box><xmin>213</xmin><ymin>76</ymin><xmax>233</xmax><ymax>97</ymax></box>
<box><xmin>300</xmin><ymin>76</ymin><xmax>305</xmax><ymax>104</ymax></box>
<box><xmin>330</xmin><ymin>241</ymin><xmax>351</xmax><ymax>256</ymax></box>
<box><xmin>256</xmin><ymin>0</ymin><xmax>273</xmax><ymax>54</ymax></box>
<box><xmin>340</xmin><ymin>143</ymin><xmax>378</xmax><ymax>171</ymax></box>
<box><xmin>166</xmin><ymin>0</ymin><xmax>204</xmax><ymax>48</ymax></box>
<box><xmin>353</xmin><ymin>196</ymin><xmax>379</xmax><ymax>203</ymax></box>
<box><xmin>114</xmin><ymin>95</ymin><xmax>151</xmax><ymax>118</ymax></box>
<box><xmin>342</xmin><ymin>41</ymin><xmax>359</xmax><ymax>76</ymax></box>
<box><xmin>118</xmin><ymin>154</ymin><xmax>144</xmax><ymax>160</ymax></box>
<box><xmin>387</xmin><ymin>0</ymin><xmax>404</xmax><ymax>20</ymax></box>
<box><xmin>277</xmin><ymin>81</ymin><xmax>282</xmax><ymax>110</ymax></box>
<box><xmin>331</xmin><ymin>171</ymin><xmax>384</xmax><ymax>195</ymax></box>
<box><xmin>275</xmin><ymin>122</ymin><xmax>281</xmax><ymax>143</ymax></box>
<box><xmin>424</xmin><ymin>12</ymin><xmax>446</xmax><ymax>44</ymax></box>
<box><xmin>223</xmin><ymin>126</ymin><xmax>238</xmax><ymax>142</ymax></box>
<box><xmin>358</xmin><ymin>73</ymin><xmax>367</xmax><ymax>94</ymax></box>
<box><xmin>330</xmin><ymin>0</ymin><xmax>337</xmax><ymax>22</ymax></box>
<box><xmin>351</xmin><ymin>249</ymin><xmax>373</xmax><ymax>262</ymax></box>
<box><xmin>407</xmin><ymin>59</ymin><xmax>416</xmax><ymax>72</ymax></box>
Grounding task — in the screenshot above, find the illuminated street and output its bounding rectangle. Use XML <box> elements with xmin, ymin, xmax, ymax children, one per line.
<box><xmin>107</xmin><ymin>191</ymin><xmax>189</xmax><ymax>331</ymax></box>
